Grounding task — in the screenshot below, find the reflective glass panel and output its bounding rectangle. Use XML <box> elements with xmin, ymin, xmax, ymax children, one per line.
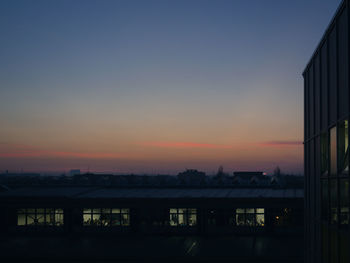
<box><xmin>321</xmin><ymin>133</ymin><xmax>329</xmax><ymax>176</ymax></box>
<box><xmin>340</xmin><ymin>179</ymin><xmax>349</xmax><ymax>225</ymax></box>
<box><xmin>330</xmin><ymin>179</ymin><xmax>338</xmax><ymax>224</ymax></box>
<box><xmin>321</xmin><ymin>179</ymin><xmax>329</xmax><ymax>219</ymax></box>
<box><xmin>330</xmin><ymin>127</ymin><xmax>337</xmax><ymax>176</ymax></box>
<box><xmin>338</xmin><ymin>120</ymin><xmax>349</xmax><ymax>174</ymax></box>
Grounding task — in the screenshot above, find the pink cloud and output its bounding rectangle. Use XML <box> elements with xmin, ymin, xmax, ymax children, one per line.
<box><xmin>0</xmin><ymin>143</ymin><xmax>124</xmax><ymax>159</ymax></box>
<box><xmin>142</xmin><ymin>141</ymin><xmax>232</xmax><ymax>149</ymax></box>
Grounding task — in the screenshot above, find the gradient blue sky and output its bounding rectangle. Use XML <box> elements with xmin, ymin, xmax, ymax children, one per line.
<box><xmin>0</xmin><ymin>0</ymin><xmax>341</xmax><ymax>174</ymax></box>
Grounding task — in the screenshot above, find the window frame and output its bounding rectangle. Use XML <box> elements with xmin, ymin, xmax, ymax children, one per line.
<box><xmin>82</xmin><ymin>208</ymin><xmax>130</xmax><ymax>227</ymax></box>
<box><xmin>234</xmin><ymin>208</ymin><xmax>265</xmax><ymax>227</ymax></box>
<box><xmin>169</xmin><ymin>208</ymin><xmax>197</xmax><ymax>227</ymax></box>
<box><xmin>17</xmin><ymin>208</ymin><xmax>64</xmax><ymax>227</ymax></box>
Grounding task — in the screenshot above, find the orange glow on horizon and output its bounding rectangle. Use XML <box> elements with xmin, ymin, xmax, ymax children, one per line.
<box><xmin>141</xmin><ymin>141</ymin><xmax>233</xmax><ymax>149</ymax></box>
<box><xmin>0</xmin><ymin>140</ymin><xmax>303</xmax><ymax>174</ymax></box>
<box><xmin>259</xmin><ymin>141</ymin><xmax>302</xmax><ymax>147</ymax></box>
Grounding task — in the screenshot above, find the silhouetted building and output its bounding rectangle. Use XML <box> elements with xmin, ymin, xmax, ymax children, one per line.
<box><xmin>177</xmin><ymin>169</ymin><xmax>206</xmax><ymax>185</ymax></box>
<box><xmin>0</xmin><ymin>184</ymin><xmax>303</xmax><ymax>262</ymax></box>
<box><xmin>69</xmin><ymin>169</ymin><xmax>80</xmax><ymax>176</ymax></box>
<box><xmin>304</xmin><ymin>1</ymin><xmax>350</xmax><ymax>262</ymax></box>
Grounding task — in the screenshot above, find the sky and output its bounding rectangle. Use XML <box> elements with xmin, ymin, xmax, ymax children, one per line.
<box><xmin>0</xmin><ymin>0</ymin><xmax>342</xmax><ymax>175</ymax></box>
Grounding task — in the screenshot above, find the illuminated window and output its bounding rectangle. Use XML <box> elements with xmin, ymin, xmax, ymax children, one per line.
<box><xmin>169</xmin><ymin>208</ymin><xmax>197</xmax><ymax>226</ymax></box>
<box><xmin>256</xmin><ymin>208</ymin><xmax>265</xmax><ymax>226</ymax></box>
<box><xmin>17</xmin><ymin>208</ymin><xmax>63</xmax><ymax>226</ymax></box>
<box><xmin>235</xmin><ymin>208</ymin><xmax>264</xmax><ymax>226</ymax></box>
<box><xmin>236</xmin><ymin>208</ymin><xmax>245</xmax><ymax>226</ymax></box>
<box><xmin>83</xmin><ymin>208</ymin><xmax>130</xmax><ymax>226</ymax></box>
<box><xmin>330</xmin><ymin>126</ymin><xmax>337</xmax><ymax>176</ymax></box>
<box><xmin>338</xmin><ymin>120</ymin><xmax>349</xmax><ymax>174</ymax></box>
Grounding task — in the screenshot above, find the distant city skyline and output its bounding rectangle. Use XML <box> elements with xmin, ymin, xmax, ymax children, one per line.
<box><xmin>0</xmin><ymin>0</ymin><xmax>341</xmax><ymax>174</ymax></box>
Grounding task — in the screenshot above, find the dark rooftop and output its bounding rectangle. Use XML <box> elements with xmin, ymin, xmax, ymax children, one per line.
<box><xmin>0</xmin><ymin>186</ymin><xmax>303</xmax><ymax>199</ymax></box>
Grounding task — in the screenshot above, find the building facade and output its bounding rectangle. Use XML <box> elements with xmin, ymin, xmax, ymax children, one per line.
<box><xmin>304</xmin><ymin>1</ymin><xmax>350</xmax><ymax>262</ymax></box>
<box><xmin>0</xmin><ymin>186</ymin><xmax>303</xmax><ymax>262</ymax></box>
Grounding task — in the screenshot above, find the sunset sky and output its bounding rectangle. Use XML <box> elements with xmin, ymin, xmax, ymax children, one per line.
<box><xmin>0</xmin><ymin>0</ymin><xmax>341</xmax><ymax>174</ymax></box>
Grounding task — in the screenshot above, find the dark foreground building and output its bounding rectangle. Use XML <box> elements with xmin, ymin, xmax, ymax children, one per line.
<box><xmin>0</xmin><ymin>183</ymin><xmax>303</xmax><ymax>262</ymax></box>
<box><xmin>304</xmin><ymin>0</ymin><xmax>350</xmax><ymax>262</ymax></box>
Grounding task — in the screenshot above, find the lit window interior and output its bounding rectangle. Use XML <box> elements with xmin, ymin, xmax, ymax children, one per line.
<box><xmin>235</xmin><ymin>208</ymin><xmax>265</xmax><ymax>226</ymax></box>
<box><xmin>17</xmin><ymin>208</ymin><xmax>64</xmax><ymax>226</ymax></box>
<box><xmin>169</xmin><ymin>208</ymin><xmax>197</xmax><ymax>226</ymax></box>
<box><xmin>83</xmin><ymin>208</ymin><xmax>130</xmax><ymax>226</ymax></box>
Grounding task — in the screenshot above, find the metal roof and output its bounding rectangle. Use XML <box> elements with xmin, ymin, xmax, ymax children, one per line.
<box><xmin>0</xmin><ymin>187</ymin><xmax>97</xmax><ymax>198</ymax></box>
<box><xmin>0</xmin><ymin>187</ymin><xmax>303</xmax><ymax>199</ymax></box>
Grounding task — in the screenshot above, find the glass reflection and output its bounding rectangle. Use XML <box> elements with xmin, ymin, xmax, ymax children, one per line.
<box><xmin>330</xmin><ymin>127</ymin><xmax>337</xmax><ymax>176</ymax></box>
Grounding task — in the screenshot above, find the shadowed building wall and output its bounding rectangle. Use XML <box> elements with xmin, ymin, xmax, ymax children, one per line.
<box><xmin>304</xmin><ymin>0</ymin><xmax>350</xmax><ymax>262</ymax></box>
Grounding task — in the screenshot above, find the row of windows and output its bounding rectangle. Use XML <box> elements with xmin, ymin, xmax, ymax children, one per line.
<box><xmin>17</xmin><ymin>208</ymin><xmax>269</xmax><ymax>227</ymax></box>
<box><xmin>17</xmin><ymin>208</ymin><xmax>64</xmax><ymax>226</ymax></box>
<box><xmin>83</xmin><ymin>208</ymin><xmax>130</xmax><ymax>226</ymax></box>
